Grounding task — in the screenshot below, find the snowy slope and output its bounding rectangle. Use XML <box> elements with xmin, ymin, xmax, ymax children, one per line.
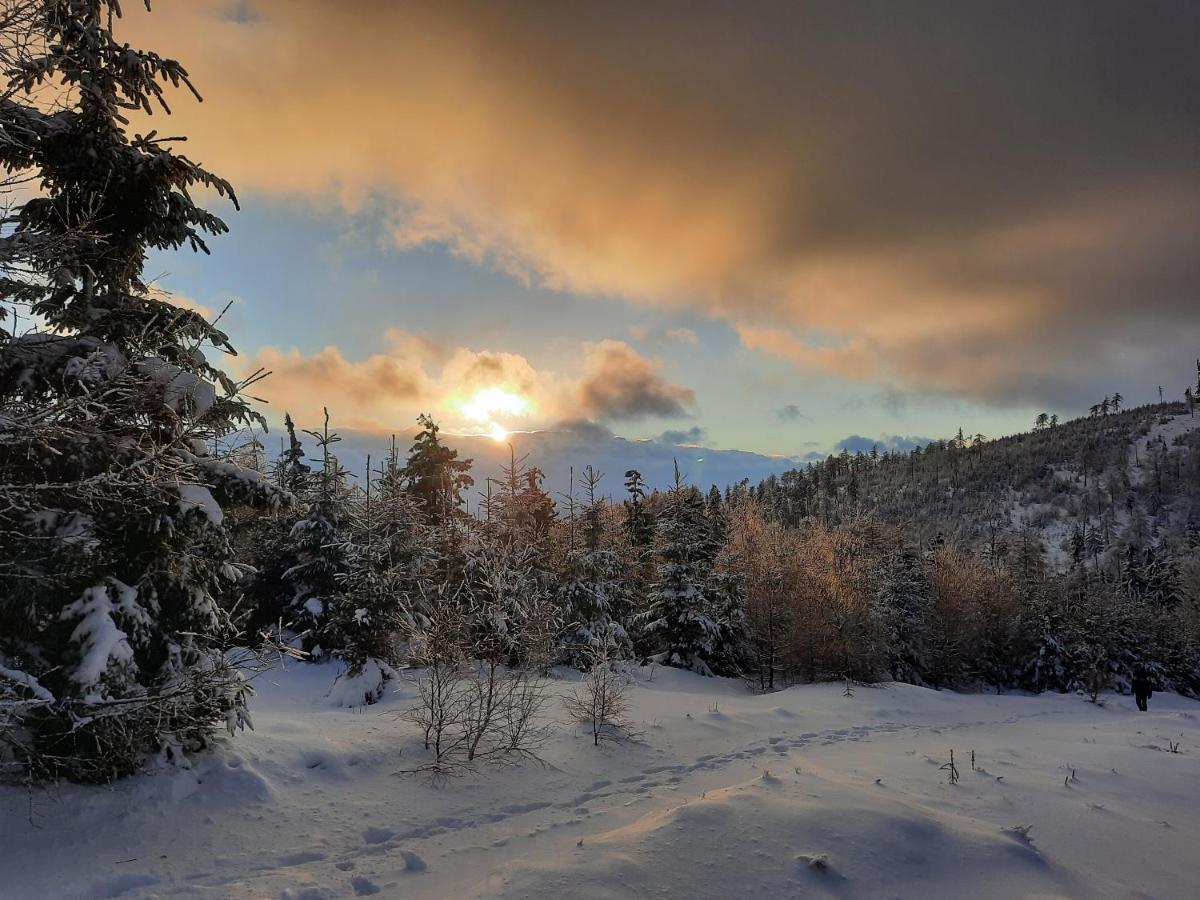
<box><xmin>3</xmin><ymin>663</ymin><xmax>1199</xmax><ymax>899</ymax></box>
<box><xmin>1016</xmin><ymin>411</ymin><xmax>1200</xmax><ymax>570</ymax></box>
<box><xmin>1129</xmin><ymin>412</ymin><xmax>1200</xmax><ymax>488</ymax></box>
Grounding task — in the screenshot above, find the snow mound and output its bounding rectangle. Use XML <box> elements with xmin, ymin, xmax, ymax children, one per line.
<box><xmin>474</xmin><ymin>772</ymin><xmax>1073</xmax><ymax>899</ymax></box>
<box><xmin>325</xmin><ymin>658</ymin><xmax>397</xmax><ymax>707</ymax></box>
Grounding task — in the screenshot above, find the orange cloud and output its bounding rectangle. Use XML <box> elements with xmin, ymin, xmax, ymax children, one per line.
<box><xmin>234</xmin><ymin>334</ymin><xmax>693</xmax><ymax>434</ymax></box>
<box><xmin>736</xmin><ymin>326</ymin><xmax>878</xmax><ymax>383</ymax></box>
<box><xmin>238</xmin><ymin>344</ymin><xmax>432</xmax><ymax>433</ymax></box>
<box><xmin>119</xmin><ymin>2</ymin><xmax>1200</xmax><ymax>406</ymax></box>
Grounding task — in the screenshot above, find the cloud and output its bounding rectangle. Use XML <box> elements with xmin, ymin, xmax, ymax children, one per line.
<box><xmin>664</xmin><ymin>327</ymin><xmax>699</xmax><ymax>345</ymax></box>
<box><xmin>553</xmin><ymin>418</ymin><xmax>614</xmax><ymax>445</ymax></box>
<box><xmin>231</xmin><ymin>334</ymin><xmax>694</xmax><ymax>435</ymax></box>
<box><xmin>627</xmin><ymin>324</ymin><xmax>699</xmax><ymax>346</ymax></box>
<box><xmin>775</xmin><ymin>404</ymin><xmax>811</xmax><ymax>423</ymax></box>
<box><xmin>236</xmin><ymin>344</ymin><xmax>432</xmax><ymax>433</ymax></box>
<box><xmin>578</xmin><ymin>340</ymin><xmax>695</xmax><ymax>421</ymax></box>
<box><xmin>657</xmin><ymin>426</ymin><xmax>707</xmax><ymax>445</ymax></box>
<box><xmin>835</xmin><ymin>434</ymin><xmax>934</xmax><ymax>455</ymax></box>
<box><xmin>121</xmin><ymin>2</ymin><xmax>1200</xmax><ymax>406</ymax></box>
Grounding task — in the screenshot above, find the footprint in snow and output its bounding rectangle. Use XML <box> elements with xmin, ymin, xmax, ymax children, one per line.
<box><xmin>351</xmin><ymin>875</ymin><xmax>381</xmax><ymax>895</ymax></box>
<box><xmin>400</xmin><ymin>850</ymin><xmax>427</xmax><ymax>872</ymax></box>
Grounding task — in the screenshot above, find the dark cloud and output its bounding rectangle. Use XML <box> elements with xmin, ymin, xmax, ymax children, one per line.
<box><xmin>578</xmin><ymin>340</ymin><xmax>695</xmax><ymax>421</ymax></box>
<box><xmin>657</xmin><ymin>426</ymin><xmax>707</xmax><ymax>445</ymax></box>
<box><xmin>553</xmin><ymin>418</ymin><xmax>613</xmax><ymax>444</ymax></box>
<box><xmin>835</xmin><ymin>434</ymin><xmax>934</xmax><ymax>455</ymax></box>
<box><xmin>127</xmin><ymin>2</ymin><xmax>1200</xmax><ymax>406</ymax></box>
<box><xmin>775</xmin><ymin>404</ymin><xmax>810</xmax><ymax>423</ymax></box>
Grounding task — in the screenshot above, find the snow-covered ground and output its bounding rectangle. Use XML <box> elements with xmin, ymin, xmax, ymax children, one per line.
<box><xmin>1010</xmin><ymin>412</ymin><xmax>1200</xmax><ymax>571</ymax></box>
<box><xmin>1130</xmin><ymin>411</ymin><xmax>1199</xmax><ymax>489</ymax></box>
<box><xmin>3</xmin><ymin>664</ymin><xmax>1199</xmax><ymax>900</ymax></box>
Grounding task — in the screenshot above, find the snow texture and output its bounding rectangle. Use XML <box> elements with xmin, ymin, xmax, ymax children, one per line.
<box><xmin>176</xmin><ymin>483</ymin><xmax>224</xmax><ymax>526</ymax></box>
<box><xmin>59</xmin><ymin>582</ymin><xmax>141</xmax><ymax>691</ymax></box>
<box><xmin>3</xmin><ymin>660</ymin><xmax>1199</xmax><ymax>898</ymax></box>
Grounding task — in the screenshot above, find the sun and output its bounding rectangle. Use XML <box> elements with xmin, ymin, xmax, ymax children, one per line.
<box><xmin>462</xmin><ymin>386</ymin><xmax>529</xmax><ymax>421</ymax></box>
<box><xmin>460</xmin><ymin>386</ymin><xmax>529</xmax><ymax>441</ymax></box>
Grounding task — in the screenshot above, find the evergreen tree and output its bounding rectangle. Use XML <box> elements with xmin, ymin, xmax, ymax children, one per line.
<box><xmin>559</xmin><ymin>467</ymin><xmax>633</xmax><ymax>666</ymax></box>
<box><xmin>492</xmin><ymin>447</ymin><xmax>556</xmax><ymax>567</ymax></box>
<box><xmin>622</xmin><ymin>468</ymin><xmax>654</xmax><ymax>553</ymax></box>
<box><xmin>703</xmin><ymin>484</ymin><xmax>727</xmax><ymax>563</ymax></box>
<box><xmin>283</xmin><ymin>410</ymin><xmax>352</xmax><ymax>657</ymax></box>
<box><xmin>326</xmin><ymin>447</ymin><xmax>426</xmax><ymax>703</ymax></box>
<box><xmin>402</xmin><ymin>414</ymin><xmax>473</xmax><ymax>527</ymax></box>
<box><xmin>0</xmin><ymin>0</ymin><xmax>276</xmax><ymax>781</ymax></box>
<box><xmin>636</xmin><ymin>462</ymin><xmax>720</xmax><ymax>673</ymax></box>
<box><xmin>240</xmin><ymin>414</ymin><xmax>311</xmax><ymax>639</ymax></box>
<box><xmin>703</xmin><ymin>568</ymin><xmax>747</xmax><ymax>675</ymax></box>
<box><xmin>875</xmin><ymin>544</ymin><xmax>932</xmax><ymax>684</ymax></box>
<box><xmin>273</xmin><ymin>413</ymin><xmax>312</xmax><ymax>494</ymax></box>
<box><xmin>1020</xmin><ymin>603</ymin><xmax>1077</xmax><ymax>693</ymax></box>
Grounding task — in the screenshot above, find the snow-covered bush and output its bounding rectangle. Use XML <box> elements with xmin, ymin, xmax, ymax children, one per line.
<box><xmin>398</xmin><ymin>535</ymin><xmax>561</xmax><ymax>773</ymax></box>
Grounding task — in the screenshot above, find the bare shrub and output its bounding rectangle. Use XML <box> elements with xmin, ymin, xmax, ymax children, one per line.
<box><xmin>562</xmin><ymin>650</ymin><xmax>639</xmax><ymax>746</ymax></box>
<box><xmin>397</xmin><ymin>563</ymin><xmax>558</xmax><ymax>775</ymax></box>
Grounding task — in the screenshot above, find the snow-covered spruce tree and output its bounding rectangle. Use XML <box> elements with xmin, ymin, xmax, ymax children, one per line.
<box><xmin>488</xmin><ymin>446</ymin><xmax>557</xmax><ymax>594</ymax></box>
<box><xmin>466</xmin><ymin>528</ymin><xmax>562</xmax><ymax>672</ymax></box>
<box><xmin>1019</xmin><ymin>602</ymin><xmax>1078</xmax><ymax>694</ymax></box>
<box><xmin>635</xmin><ymin>461</ymin><xmax>720</xmax><ymax>674</ymax></box>
<box><xmin>327</xmin><ymin>445</ymin><xmax>430</xmax><ymax>705</ymax></box>
<box><xmin>622</xmin><ymin>468</ymin><xmax>654</xmax><ymax>558</ymax></box>
<box><xmin>280</xmin><ymin>409</ymin><xmax>353</xmax><ymax>658</ymax></box>
<box><xmin>403</xmin><ymin>413</ymin><xmax>474</xmax><ymax>528</ymax></box>
<box><xmin>874</xmin><ymin>541</ymin><xmax>932</xmax><ymax>684</ymax></box>
<box><xmin>401</xmin><ymin>413</ymin><xmax>473</xmax><ymax>597</ymax></box>
<box><xmin>558</xmin><ymin>466</ymin><xmax>633</xmax><ymax>667</ymax></box>
<box><xmin>234</xmin><ymin>415</ymin><xmax>309</xmax><ymax>633</ymax></box>
<box><xmin>703</xmin><ymin>566</ymin><xmax>747</xmax><ymax>676</ymax></box>
<box><xmin>239</xmin><ymin>413</ymin><xmax>310</xmax><ymax>638</ymax></box>
<box><xmin>0</xmin><ymin>0</ymin><xmax>277</xmax><ymax>782</ymax></box>
<box><xmin>700</xmin><ymin>483</ymin><xmax>749</xmax><ymax>673</ymax></box>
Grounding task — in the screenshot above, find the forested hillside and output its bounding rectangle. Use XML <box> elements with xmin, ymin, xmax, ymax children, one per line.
<box><xmin>750</xmin><ymin>401</ymin><xmax>1200</xmax><ymax>570</ymax></box>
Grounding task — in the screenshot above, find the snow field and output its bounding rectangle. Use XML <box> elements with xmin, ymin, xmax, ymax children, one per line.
<box><xmin>3</xmin><ymin>662</ymin><xmax>1198</xmax><ymax>899</ymax></box>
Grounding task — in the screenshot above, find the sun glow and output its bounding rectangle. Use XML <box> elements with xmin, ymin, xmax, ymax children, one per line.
<box><xmin>462</xmin><ymin>386</ymin><xmax>529</xmax><ymax>421</ymax></box>
<box><xmin>461</xmin><ymin>387</ymin><xmax>529</xmax><ymax>441</ymax></box>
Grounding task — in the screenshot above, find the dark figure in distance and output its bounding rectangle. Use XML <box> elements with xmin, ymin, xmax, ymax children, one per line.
<box><xmin>1132</xmin><ymin>666</ymin><xmax>1153</xmax><ymax>712</ymax></box>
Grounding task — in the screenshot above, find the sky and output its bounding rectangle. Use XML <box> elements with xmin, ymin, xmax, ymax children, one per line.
<box><xmin>121</xmin><ymin>1</ymin><xmax>1199</xmax><ymax>488</ymax></box>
